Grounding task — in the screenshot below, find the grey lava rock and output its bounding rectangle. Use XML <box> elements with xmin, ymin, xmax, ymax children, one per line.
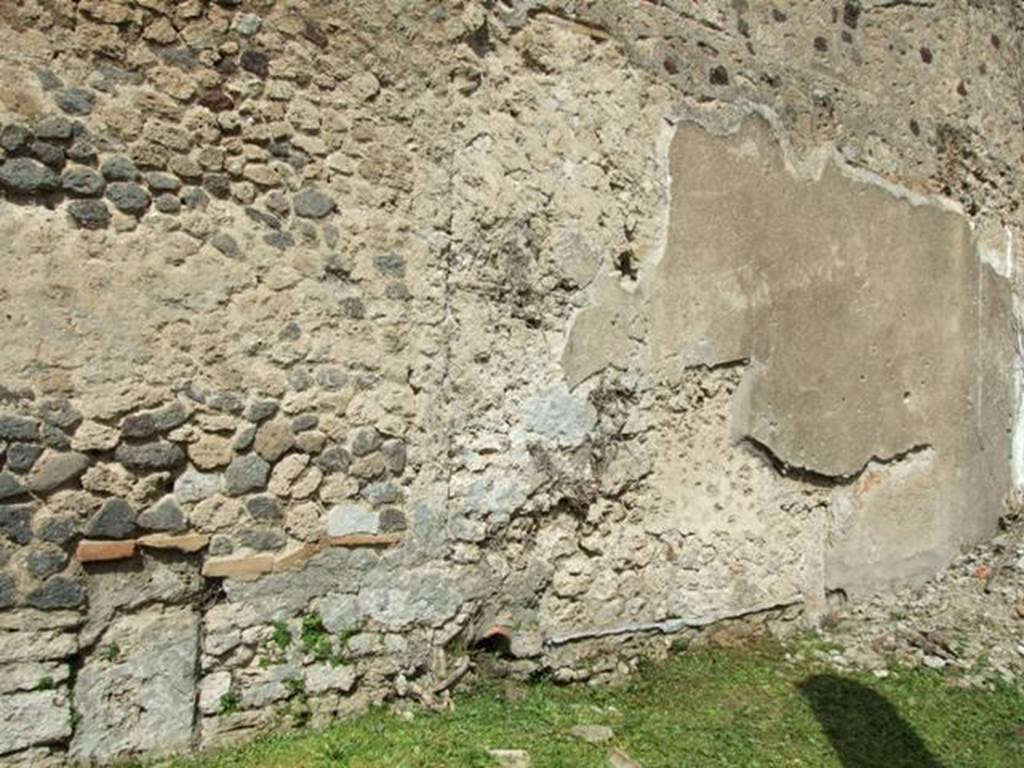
<box><xmin>115</xmin><ymin>441</ymin><xmax>185</xmax><ymax>470</ymax></box>
<box><xmin>26</xmin><ymin>546</ymin><xmax>68</xmax><ymax>579</ymax></box>
<box><xmin>26</xmin><ymin>576</ymin><xmax>85</xmax><ymax>609</ymax></box>
<box><xmin>54</xmin><ymin>87</ymin><xmax>96</xmax><ymax>115</ymax></box>
<box><xmin>0</xmin><ymin>503</ymin><xmax>34</xmax><ymax>545</ymax></box>
<box><xmin>6</xmin><ymin>442</ymin><xmax>43</xmax><ymax>474</ymax></box>
<box><xmin>244</xmin><ymin>494</ymin><xmax>280</xmax><ymax>522</ymax></box>
<box><xmin>314</xmin><ymin>445</ymin><xmax>350</xmax><ymax>473</ymax></box>
<box><xmin>120</xmin><ymin>401</ymin><xmax>189</xmax><ymax>439</ymax></box>
<box><xmin>35</xmin><ymin>115</ymin><xmax>72</xmax><ymax>140</ymax></box>
<box><xmin>86</xmin><ymin>498</ymin><xmax>138</xmax><ymax>539</ymax></box>
<box><xmin>66</xmin><ymin>141</ymin><xmax>98</xmax><ymax>164</ymax></box>
<box><xmin>105</xmin><ymin>181</ymin><xmax>151</xmax><ymax>215</ymax></box>
<box><xmin>100</xmin><ymin>155</ymin><xmax>139</xmax><ymax>182</ymax></box>
<box><xmin>0</xmin><ymin>415</ymin><xmax>39</xmax><ymax>441</ymax></box>
<box><xmin>210</xmin><ymin>232</ymin><xmax>240</xmax><ymax>258</ymax></box>
<box><xmin>0</xmin><ymin>123</ymin><xmax>31</xmax><ymax>152</ymax></box>
<box><xmin>223</xmin><ymin>454</ymin><xmax>270</xmax><ymax>495</ymax></box>
<box><xmin>61</xmin><ymin>166</ymin><xmax>105</xmax><ymax>196</ymax></box>
<box><xmin>238</xmin><ymin>528</ymin><xmax>287</xmax><ymax>551</ymax></box>
<box><xmin>145</xmin><ymin>172</ymin><xmax>181</xmax><ymax>192</ymax></box>
<box><xmin>0</xmin><ymin>157</ymin><xmax>60</xmax><ymax>195</ymax></box>
<box><xmin>38</xmin><ymin>398</ymin><xmax>82</xmax><ymax>431</ymax></box>
<box><xmin>350</xmin><ymin>427</ymin><xmax>381</xmax><ymax>457</ymax></box>
<box><xmin>0</xmin><ymin>471</ymin><xmax>25</xmax><ymax>501</ymax></box>
<box><xmin>292</xmin><ymin>187</ymin><xmax>335</xmax><ymax>218</ymax></box>
<box><xmin>28</xmin><ymin>141</ymin><xmax>65</xmax><ymax>169</ymax></box>
<box><xmin>153</xmin><ymin>194</ymin><xmax>182</xmax><ymax>214</ymax></box>
<box><xmin>137</xmin><ymin>495</ymin><xmax>185</xmax><ymax>532</ymax></box>
<box><xmin>38</xmin><ymin>515</ymin><xmax>76</xmax><ymax>545</ymax></box>
<box><xmin>67</xmin><ymin>199</ymin><xmax>111</xmax><ymax>229</ymax></box>
<box><xmin>0</xmin><ymin>572</ymin><xmax>15</xmax><ymax>609</ymax></box>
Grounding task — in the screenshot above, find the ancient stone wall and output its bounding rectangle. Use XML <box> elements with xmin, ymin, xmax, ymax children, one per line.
<box><xmin>0</xmin><ymin>0</ymin><xmax>1022</xmax><ymax>763</ymax></box>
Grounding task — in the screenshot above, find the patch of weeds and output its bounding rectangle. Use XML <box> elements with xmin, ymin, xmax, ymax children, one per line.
<box><xmin>300</xmin><ymin>613</ymin><xmax>334</xmax><ymax>662</ymax></box>
<box><xmin>219</xmin><ymin>692</ymin><xmax>242</xmax><ymax>715</ymax></box>
<box><xmin>283</xmin><ymin>677</ymin><xmax>307</xmax><ymax>700</ymax></box>
<box><xmin>103</xmin><ymin>643</ymin><xmax>121</xmax><ymax>663</ymax></box>
<box><xmin>271</xmin><ymin>621</ymin><xmax>293</xmax><ymax>651</ymax></box>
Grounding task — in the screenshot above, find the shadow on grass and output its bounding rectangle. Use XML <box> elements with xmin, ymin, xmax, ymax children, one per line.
<box><xmin>798</xmin><ymin>674</ymin><xmax>943</xmax><ymax>768</ymax></box>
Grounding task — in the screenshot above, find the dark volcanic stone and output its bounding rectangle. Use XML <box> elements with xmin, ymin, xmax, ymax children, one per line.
<box><xmin>153</xmin><ymin>193</ymin><xmax>181</xmax><ymax>214</ymax></box>
<box><xmin>144</xmin><ymin>172</ymin><xmax>180</xmax><ymax>192</ymax></box>
<box><xmin>0</xmin><ymin>472</ymin><xmax>25</xmax><ymax>501</ymax></box>
<box><xmin>223</xmin><ymin>454</ymin><xmax>270</xmax><ymax>495</ymax></box>
<box><xmin>0</xmin><ymin>417</ymin><xmax>38</xmax><ymax>442</ymax></box>
<box><xmin>314</xmin><ymin>445</ymin><xmax>350</xmax><ymax>473</ymax></box>
<box><xmin>264</xmin><ymin>232</ymin><xmax>294</xmax><ymax>250</ymax></box>
<box><xmin>35</xmin><ymin>115</ymin><xmax>72</xmax><ymax>140</ymax></box>
<box><xmin>0</xmin><ymin>158</ymin><xmax>59</xmax><ymax>195</ymax></box>
<box><xmin>27</xmin><ymin>576</ymin><xmax>84</xmax><ymax>609</ymax></box>
<box><xmin>292</xmin><ymin>187</ymin><xmax>335</xmax><ymax>218</ymax></box>
<box><xmin>210</xmin><ymin>232</ymin><xmax>240</xmax><ymax>258</ymax></box>
<box><xmin>67</xmin><ymin>199</ymin><xmax>111</xmax><ymax>229</ymax></box>
<box><xmin>0</xmin><ymin>572</ymin><xmax>15</xmax><ymax>609</ymax></box>
<box><xmin>0</xmin><ymin>123</ymin><xmax>31</xmax><ymax>152</ymax></box>
<box><xmin>106</xmin><ymin>181</ymin><xmax>151</xmax><ymax>214</ymax></box>
<box><xmin>26</xmin><ymin>546</ymin><xmax>68</xmax><ymax>579</ymax></box>
<box><xmin>6</xmin><ymin>442</ymin><xmax>43</xmax><ymax>473</ymax></box>
<box><xmin>379</xmin><ymin>507</ymin><xmax>407</xmax><ymax>532</ymax></box>
<box><xmin>66</xmin><ymin>141</ymin><xmax>98</xmax><ymax>164</ymax></box>
<box><xmin>181</xmin><ymin>185</ymin><xmax>209</xmax><ymax>209</ymax></box>
<box><xmin>137</xmin><ymin>495</ymin><xmax>185</xmax><ymax>532</ymax></box>
<box><xmin>246</xmin><ymin>400</ymin><xmax>278</xmax><ymax>422</ymax></box>
<box><xmin>61</xmin><ymin>165</ymin><xmax>105</xmax><ymax>196</ymax></box>
<box><xmin>28</xmin><ymin>141</ymin><xmax>65</xmax><ymax>169</ymax></box>
<box><xmin>238</xmin><ymin>528</ymin><xmax>286</xmax><ymax>551</ymax></box>
<box><xmin>100</xmin><ymin>155</ymin><xmax>139</xmax><ymax>182</ymax></box>
<box><xmin>197</xmin><ymin>88</ymin><xmax>234</xmax><ymax>112</ymax></box>
<box><xmin>115</xmin><ymin>441</ymin><xmax>185</xmax><ymax>470</ymax></box>
<box><xmin>38</xmin><ymin>515</ymin><xmax>76</xmax><ymax>545</ymax></box>
<box><xmin>86</xmin><ymin>498</ymin><xmax>138</xmax><ymax>539</ymax></box>
<box><xmin>244</xmin><ymin>494</ymin><xmax>280</xmax><ymax>522</ymax></box>
<box><xmin>0</xmin><ymin>503</ymin><xmax>34</xmax><ymax>545</ymax></box>
<box><xmin>38</xmin><ymin>398</ymin><xmax>82</xmax><ymax>431</ymax></box>
<box><xmin>240</xmin><ymin>50</ymin><xmax>270</xmax><ymax>78</ymax></box>
<box><xmin>54</xmin><ymin>87</ymin><xmax>96</xmax><ymax>115</ymax></box>
<box><xmin>374</xmin><ymin>252</ymin><xmax>405</xmax><ymax>278</ymax></box>
<box><xmin>244</xmin><ymin>206</ymin><xmax>280</xmax><ymax>230</ymax></box>
<box><xmin>203</xmin><ymin>172</ymin><xmax>231</xmax><ymax>199</ymax></box>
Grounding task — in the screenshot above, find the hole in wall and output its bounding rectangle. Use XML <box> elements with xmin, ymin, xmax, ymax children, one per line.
<box><xmin>615</xmin><ymin>250</ymin><xmax>638</xmax><ymax>281</ymax></box>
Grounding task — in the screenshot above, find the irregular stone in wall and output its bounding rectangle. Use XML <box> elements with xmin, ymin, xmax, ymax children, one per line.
<box><xmin>0</xmin><ymin>158</ymin><xmax>59</xmax><ymax>195</ymax></box>
<box><xmin>26</xmin><ymin>577</ymin><xmax>85</xmax><ymax>610</ymax></box>
<box><xmin>138</xmin><ymin>495</ymin><xmax>185</xmax><ymax>532</ymax></box>
<box><xmin>0</xmin><ymin>504</ymin><xmax>35</xmax><ymax>545</ymax></box>
<box><xmin>71</xmin><ymin>608</ymin><xmax>199</xmax><ymax>763</ymax></box>
<box><xmin>223</xmin><ymin>454</ymin><xmax>270</xmax><ymax>496</ymax></box>
<box><xmin>174</xmin><ymin>466</ymin><xmax>222</xmax><ymax>503</ymax></box>
<box><xmin>0</xmin><ymin>689</ymin><xmax>72</xmax><ymax>756</ymax></box>
<box><xmin>115</xmin><ymin>441</ymin><xmax>185</xmax><ymax>471</ymax></box>
<box><xmin>24</xmin><ymin>451</ymin><xmax>89</xmax><ymax>493</ymax></box>
<box><xmin>327</xmin><ymin>503</ymin><xmax>379</xmax><ymax>537</ymax></box>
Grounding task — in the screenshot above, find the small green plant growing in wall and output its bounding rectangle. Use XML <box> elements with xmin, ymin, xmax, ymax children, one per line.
<box><xmin>35</xmin><ymin>677</ymin><xmax>55</xmax><ymax>691</ymax></box>
<box><xmin>300</xmin><ymin>613</ymin><xmax>335</xmax><ymax>662</ymax></box>
<box><xmin>271</xmin><ymin>620</ymin><xmax>293</xmax><ymax>650</ymax></box>
<box><xmin>218</xmin><ymin>691</ymin><xmax>242</xmax><ymax>715</ymax></box>
<box><xmin>103</xmin><ymin>643</ymin><xmax>121</xmax><ymax>663</ymax></box>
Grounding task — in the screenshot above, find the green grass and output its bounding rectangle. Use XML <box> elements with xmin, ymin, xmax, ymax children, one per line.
<box><xmin>163</xmin><ymin>639</ymin><xmax>1024</xmax><ymax>767</ymax></box>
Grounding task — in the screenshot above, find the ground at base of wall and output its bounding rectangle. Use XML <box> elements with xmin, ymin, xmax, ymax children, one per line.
<box><xmin>820</xmin><ymin>511</ymin><xmax>1024</xmax><ymax>688</ymax></box>
<box><xmin>142</xmin><ymin>636</ymin><xmax>1024</xmax><ymax>768</ymax></box>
